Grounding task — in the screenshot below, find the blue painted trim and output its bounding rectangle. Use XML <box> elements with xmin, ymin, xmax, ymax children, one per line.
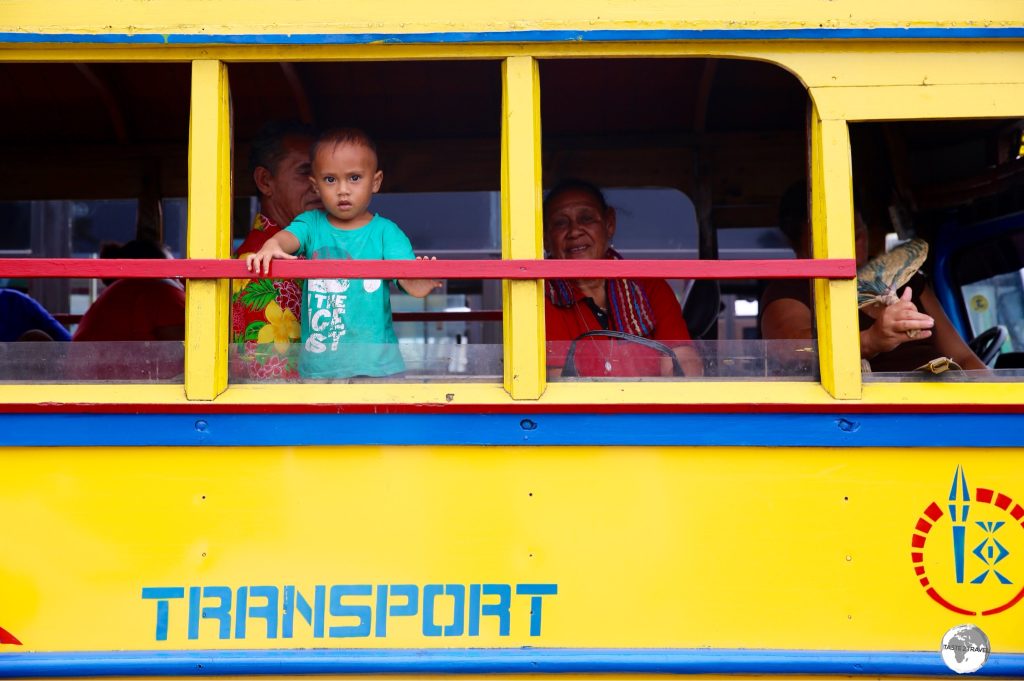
<box><xmin>1</xmin><ymin>27</ymin><xmax>1023</xmax><ymax>46</ymax></box>
<box><xmin>1</xmin><ymin>412</ymin><xmax>1023</xmax><ymax>447</ymax></box>
<box><xmin>1</xmin><ymin>648</ymin><xmax>1022</xmax><ymax>678</ymax></box>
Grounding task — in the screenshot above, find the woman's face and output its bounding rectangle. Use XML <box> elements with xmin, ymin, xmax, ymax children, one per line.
<box><xmin>544</xmin><ymin>188</ymin><xmax>616</xmax><ymax>260</ymax></box>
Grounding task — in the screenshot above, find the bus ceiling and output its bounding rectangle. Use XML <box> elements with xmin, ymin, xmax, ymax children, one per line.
<box><xmin>1</xmin><ymin>59</ymin><xmax>1021</xmax><ymax>240</ymax></box>
<box><xmin>0</xmin><ymin>58</ymin><xmax>806</xmax><ymax>230</ymax></box>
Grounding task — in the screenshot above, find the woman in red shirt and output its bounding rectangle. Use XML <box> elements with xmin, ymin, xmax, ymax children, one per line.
<box><xmin>73</xmin><ymin>239</ymin><xmax>185</xmax><ymax>342</ymax></box>
<box><xmin>543</xmin><ymin>180</ymin><xmax>702</xmax><ymax>378</ymax></box>
<box><xmin>72</xmin><ymin>239</ymin><xmax>185</xmax><ymax>380</ymax></box>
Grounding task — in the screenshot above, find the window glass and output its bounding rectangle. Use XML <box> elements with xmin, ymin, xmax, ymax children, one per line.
<box><xmin>539</xmin><ymin>56</ymin><xmax>810</xmax><ymax>380</ymax></box>
<box><xmin>228</xmin><ymin>60</ymin><xmax>502</xmax><ymax>383</ymax></box>
<box><xmin>0</xmin><ymin>62</ymin><xmax>190</xmax><ymax>383</ymax></box>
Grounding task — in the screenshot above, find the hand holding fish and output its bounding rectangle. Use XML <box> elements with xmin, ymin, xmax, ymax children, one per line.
<box><xmin>860</xmin><ymin>286</ymin><xmax>934</xmax><ymax>357</ymax></box>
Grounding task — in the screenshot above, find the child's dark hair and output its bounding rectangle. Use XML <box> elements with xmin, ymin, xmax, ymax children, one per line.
<box><xmin>543</xmin><ymin>178</ymin><xmax>608</xmax><ymax>223</ymax></box>
<box><xmin>310</xmin><ymin>128</ymin><xmax>379</xmax><ymax>167</ymax></box>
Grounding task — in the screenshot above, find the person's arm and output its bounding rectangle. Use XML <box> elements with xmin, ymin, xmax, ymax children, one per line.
<box><xmin>246</xmin><ymin>231</ymin><xmax>300</xmax><ymax>275</ymax></box>
<box><xmin>918</xmin><ymin>286</ymin><xmax>987</xmax><ymax>371</ymax></box>
<box><xmin>235</xmin><ymin>228</ymin><xmax>272</xmax><ymax>260</ymax></box>
<box><xmin>761</xmin><ymin>296</ymin><xmax>815</xmax><ymax>341</ymax></box>
<box><xmin>646</xmin><ymin>279</ymin><xmax>703</xmax><ymax>377</ymax></box>
<box><xmin>859</xmin><ymin>287</ymin><xmax>936</xmax><ymax>360</ymax></box>
<box><xmin>759</xmin><ymin>286</ymin><xmax>824</xmax><ymax>376</ymax></box>
<box><xmin>666</xmin><ymin>346</ymin><xmax>703</xmax><ymax>378</ymax></box>
<box><xmin>383</xmin><ymin>222</ymin><xmax>441</xmax><ymax>298</ymax></box>
<box><xmin>762</xmin><ymin>283</ymin><xmax>938</xmax><ymax>363</ymax></box>
<box><xmin>397</xmin><ymin>256</ymin><xmax>442</xmax><ymax>299</ymax></box>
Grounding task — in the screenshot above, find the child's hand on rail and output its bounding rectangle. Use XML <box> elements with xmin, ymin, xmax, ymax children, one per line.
<box><xmin>245</xmin><ymin>234</ymin><xmax>298</xmax><ymax>276</ymax></box>
<box><xmin>399</xmin><ymin>255</ymin><xmax>443</xmax><ymax>298</ymax></box>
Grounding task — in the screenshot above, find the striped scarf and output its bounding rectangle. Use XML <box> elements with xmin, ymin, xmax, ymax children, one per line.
<box><xmin>546</xmin><ymin>248</ymin><xmax>656</xmax><ymax>337</ymax></box>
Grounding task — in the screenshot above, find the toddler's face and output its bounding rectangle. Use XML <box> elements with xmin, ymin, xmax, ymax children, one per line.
<box><xmin>309</xmin><ymin>142</ymin><xmax>382</xmax><ymax>228</ymax></box>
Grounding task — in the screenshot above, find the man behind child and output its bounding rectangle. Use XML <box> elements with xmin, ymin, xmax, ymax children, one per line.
<box><xmin>232</xmin><ymin>121</ymin><xmax>322</xmax><ymax>380</ymax></box>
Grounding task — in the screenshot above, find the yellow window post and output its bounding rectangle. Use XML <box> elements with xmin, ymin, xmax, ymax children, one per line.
<box><xmin>809</xmin><ymin>103</ymin><xmax>861</xmax><ymax>399</ymax></box>
<box><xmin>186</xmin><ymin>60</ymin><xmax>232</xmax><ymax>400</ymax></box>
<box><xmin>501</xmin><ymin>56</ymin><xmax>545</xmax><ymax>399</ymax></box>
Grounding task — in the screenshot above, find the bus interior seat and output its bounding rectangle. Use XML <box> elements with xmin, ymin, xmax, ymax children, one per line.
<box><xmin>682</xmin><ymin>279</ymin><xmax>723</xmax><ymax>341</ymax></box>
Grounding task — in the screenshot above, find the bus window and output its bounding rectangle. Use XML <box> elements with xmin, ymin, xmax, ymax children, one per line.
<box><xmin>0</xmin><ymin>62</ymin><xmax>190</xmax><ymax>383</ymax></box>
<box><xmin>227</xmin><ymin>61</ymin><xmax>503</xmax><ymax>383</ymax></box>
<box><xmin>538</xmin><ymin>57</ymin><xmax>812</xmax><ymax>380</ymax></box>
<box><xmin>849</xmin><ymin>119</ymin><xmax>1024</xmax><ymax>380</ymax></box>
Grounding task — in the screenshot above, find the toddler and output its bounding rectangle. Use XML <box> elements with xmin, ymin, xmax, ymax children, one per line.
<box><xmin>247</xmin><ymin>128</ymin><xmax>439</xmax><ymax>378</ymax></box>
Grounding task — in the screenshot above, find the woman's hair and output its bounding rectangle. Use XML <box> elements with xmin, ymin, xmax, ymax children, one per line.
<box><xmin>99</xmin><ymin>239</ymin><xmax>171</xmax><ymax>260</ymax></box>
<box><xmin>98</xmin><ymin>239</ymin><xmax>171</xmax><ymax>285</ymax></box>
<box><xmin>543</xmin><ymin>178</ymin><xmax>608</xmax><ymax>220</ymax></box>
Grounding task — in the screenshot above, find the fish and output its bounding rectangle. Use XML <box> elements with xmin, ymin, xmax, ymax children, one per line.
<box><xmin>857</xmin><ymin>238</ymin><xmax>929</xmax><ymax>308</ymax></box>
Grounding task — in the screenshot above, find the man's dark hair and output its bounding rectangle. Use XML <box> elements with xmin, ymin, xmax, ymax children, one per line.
<box><xmin>310</xmin><ymin>127</ymin><xmax>380</xmax><ymax>168</ymax></box>
<box><xmin>543</xmin><ymin>178</ymin><xmax>609</xmax><ymax>223</ymax></box>
<box><xmin>248</xmin><ymin>121</ymin><xmax>318</xmax><ymax>178</ymax></box>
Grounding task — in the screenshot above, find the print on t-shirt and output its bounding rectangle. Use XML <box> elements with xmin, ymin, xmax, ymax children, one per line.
<box><xmin>287</xmin><ymin>211</ymin><xmax>412</xmax><ymax>378</ymax></box>
<box><xmin>305</xmin><ymin>272</ymin><xmax>350</xmax><ymax>354</ymax></box>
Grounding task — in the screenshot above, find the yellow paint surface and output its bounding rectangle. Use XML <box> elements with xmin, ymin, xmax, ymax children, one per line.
<box><xmin>2</xmin><ymin>446</ymin><xmax>1023</xmax><ymax>654</ymax></box>
<box><xmin>501</xmin><ymin>57</ymin><xmax>545</xmax><ymax>399</ymax></box>
<box><xmin>2</xmin><ymin>0</ymin><xmax>1023</xmax><ymax>35</ymax></box>
<box><xmin>1</xmin><ymin>10</ymin><xmax>1023</xmax><ymax>408</ymax></box>
<box><xmin>810</xmin><ymin>113</ymin><xmax>861</xmax><ymax>399</ymax></box>
<box><xmin>185</xmin><ymin>60</ymin><xmax>232</xmax><ymax>401</ymax></box>
<box><xmin>5</xmin><ymin>379</ymin><xmax>1024</xmax><ymax>407</ymax></box>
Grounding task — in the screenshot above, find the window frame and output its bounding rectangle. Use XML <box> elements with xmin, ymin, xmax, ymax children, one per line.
<box><xmin>1</xmin><ymin>42</ymin><xmax>1022</xmax><ymax>406</ymax></box>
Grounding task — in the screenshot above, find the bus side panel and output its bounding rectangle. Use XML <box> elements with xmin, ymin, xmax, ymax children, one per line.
<box><xmin>2</xmin><ymin>444</ymin><xmax>1022</xmax><ymax>655</ymax></box>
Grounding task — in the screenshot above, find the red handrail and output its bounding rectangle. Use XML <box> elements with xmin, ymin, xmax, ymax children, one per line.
<box><xmin>0</xmin><ymin>258</ymin><xmax>855</xmax><ymax>280</ymax></box>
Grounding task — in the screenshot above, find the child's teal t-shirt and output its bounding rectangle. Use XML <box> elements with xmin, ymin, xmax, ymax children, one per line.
<box><xmin>285</xmin><ymin>211</ymin><xmax>415</xmax><ymax>378</ymax></box>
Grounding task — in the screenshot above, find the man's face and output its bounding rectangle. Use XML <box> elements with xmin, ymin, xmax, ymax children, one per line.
<box><xmin>255</xmin><ymin>135</ymin><xmax>322</xmax><ymax>225</ymax></box>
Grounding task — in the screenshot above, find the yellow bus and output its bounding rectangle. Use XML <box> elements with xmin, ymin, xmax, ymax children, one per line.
<box><xmin>2</xmin><ymin>1</ymin><xmax>1024</xmax><ymax>678</ymax></box>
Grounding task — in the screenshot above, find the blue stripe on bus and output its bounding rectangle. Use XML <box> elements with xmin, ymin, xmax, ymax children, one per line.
<box><xmin>1</xmin><ymin>412</ymin><xmax>1022</xmax><ymax>447</ymax></box>
<box><xmin>0</xmin><ymin>648</ymin><xmax>1022</xmax><ymax>677</ymax></box>
<box><xmin>2</xmin><ymin>27</ymin><xmax>1024</xmax><ymax>45</ymax></box>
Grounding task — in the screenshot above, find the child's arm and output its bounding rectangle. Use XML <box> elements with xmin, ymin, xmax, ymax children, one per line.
<box><xmin>398</xmin><ymin>255</ymin><xmax>443</xmax><ymax>299</ymax></box>
<box><xmin>245</xmin><ymin>232</ymin><xmax>301</xmax><ymax>275</ymax></box>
